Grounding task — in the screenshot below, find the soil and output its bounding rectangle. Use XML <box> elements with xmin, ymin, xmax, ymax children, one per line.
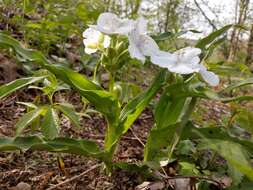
<box><xmin>0</xmin><ymin>54</ymin><xmax>232</xmax><ymax>190</ymax></box>
<box><xmin>0</xmin><ymin>86</ymin><xmax>155</xmax><ymax>189</ymax></box>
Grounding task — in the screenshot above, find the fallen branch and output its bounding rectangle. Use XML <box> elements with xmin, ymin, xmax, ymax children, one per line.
<box><xmin>47</xmin><ymin>163</ymin><xmax>101</xmax><ymax>190</ymax></box>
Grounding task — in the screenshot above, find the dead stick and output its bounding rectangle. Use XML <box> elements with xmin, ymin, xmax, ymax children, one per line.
<box><xmin>129</xmin><ymin>128</ymin><xmax>145</xmax><ymax>147</ymax></box>
<box><xmin>47</xmin><ymin>164</ymin><xmax>101</xmax><ymax>190</ymax></box>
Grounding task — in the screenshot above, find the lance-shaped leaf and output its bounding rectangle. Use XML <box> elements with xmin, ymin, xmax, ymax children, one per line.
<box><xmin>154</xmin><ymin>85</ymin><xmax>187</xmax><ymax>128</ymax></box>
<box><xmin>144</xmin><ymin>96</ymin><xmax>188</xmax><ymax>161</ymax></box>
<box><xmin>161</xmin><ymin>81</ymin><xmax>253</xmax><ymax>103</ymax></box>
<box><xmin>196</xmin><ymin>24</ymin><xmax>245</xmax><ymax>50</ymax></box>
<box><xmin>181</xmin><ymin>122</ymin><xmax>253</xmax><ymax>181</ymax></box>
<box><xmin>181</xmin><ymin>122</ymin><xmax>253</xmax><ymax>154</ymax></box>
<box><xmin>104</xmin><ymin>69</ymin><xmax>168</xmax><ymax>152</ymax></box>
<box><xmin>0</xmin><ymin>76</ymin><xmax>45</xmax><ymax>99</ymax></box>
<box><xmin>221</xmin><ymin>77</ymin><xmax>253</xmax><ymax>92</ymax></box>
<box><xmin>0</xmin><ymin>136</ymin><xmax>103</xmax><ymax>159</ymax></box>
<box><xmin>55</xmin><ymin>103</ymin><xmax>81</xmax><ymax>129</ymax></box>
<box><xmin>0</xmin><ymin>33</ymin><xmax>48</xmax><ymax>65</ymax></box>
<box><xmin>44</xmin><ymin>64</ymin><xmax>120</xmax><ymax>125</ymax></box>
<box><xmin>16</xmin><ymin>106</ymin><xmax>46</xmax><ymax>135</ymax></box>
<box><xmin>119</xmin><ymin>69</ymin><xmax>168</xmax><ymax>130</ymax></box>
<box><xmin>198</xmin><ymin>139</ymin><xmax>253</xmax><ymax>181</ymax></box>
<box><xmin>0</xmin><ymin>32</ymin><xmax>120</xmax><ymax>125</ymax></box>
<box><xmin>144</xmin><ymin>123</ymin><xmax>179</xmax><ymax>161</ymax></box>
<box><xmin>41</xmin><ymin>107</ymin><xmax>60</xmax><ymax>139</ymax></box>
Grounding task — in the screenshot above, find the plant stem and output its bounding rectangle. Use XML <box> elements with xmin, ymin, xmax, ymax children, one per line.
<box><xmin>109</xmin><ymin>72</ymin><xmax>115</xmax><ymax>92</ymax></box>
<box><xmin>168</xmin><ymin>97</ymin><xmax>197</xmax><ymax>159</ymax></box>
<box><xmin>93</xmin><ymin>61</ymin><xmax>101</xmax><ymax>82</ymax></box>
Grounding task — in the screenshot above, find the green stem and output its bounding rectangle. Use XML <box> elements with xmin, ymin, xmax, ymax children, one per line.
<box><xmin>109</xmin><ymin>72</ymin><xmax>115</xmax><ymax>92</ymax></box>
<box><xmin>168</xmin><ymin>97</ymin><xmax>197</xmax><ymax>159</ymax></box>
<box><xmin>93</xmin><ymin>61</ymin><xmax>101</xmax><ymax>82</ymax></box>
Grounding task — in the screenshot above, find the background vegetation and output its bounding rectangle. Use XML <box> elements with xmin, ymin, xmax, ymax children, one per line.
<box><xmin>0</xmin><ymin>0</ymin><xmax>253</xmax><ymax>189</ymax></box>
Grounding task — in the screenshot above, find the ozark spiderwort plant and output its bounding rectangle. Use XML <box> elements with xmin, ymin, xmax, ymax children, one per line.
<box><xmin>0</xmin><ymin>12</ymin><xmax>253</xmax><ymax>187</ymax></box>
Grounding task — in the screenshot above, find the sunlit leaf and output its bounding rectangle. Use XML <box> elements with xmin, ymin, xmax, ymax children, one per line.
<box><xmin>16</xmin><ymin>106</ymin><xmax>46</xmax><ymax>135</ymax></box>
<box><xmin>0</xmin><ymin>136</ymin><xmax>103</xmax><ymax>158</ymax></box>
<box><xmin>41</xmin><ymin>107</ymin><xmax>60</xmax><ymax>139</ymax></box>
<box><xmin>0</xmin><ymin>76</ymin><xmax>45</xmax><ymax>99</ymax></box>
<box><xmin>104</xmin><ymin>69</ymin><xmax>168</xmax><ymax>152</ymax></box>
<box><xmin>55</xmin><ymin>103</ymin><xmax>81</xmax><ymax>129</ymax></box>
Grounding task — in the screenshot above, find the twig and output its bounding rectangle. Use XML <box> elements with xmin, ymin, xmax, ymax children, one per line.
<box><xmin>129</xmin><ymin>128</ymin><xmax>145</xmax><ymax>147</ymax></box>
<box><xmin>193</xmin><ymin>0</ymin><xmax>217</xmax><ymax>30</ymax></box>
<box><xmin>47</xmin><ymin>164</ymin><xmax>101</xmax><ymax>190</ymax></box>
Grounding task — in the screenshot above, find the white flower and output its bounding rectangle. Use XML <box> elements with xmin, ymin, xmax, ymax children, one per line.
<box><xmin>151</xmin><ymin>47</ymin><xmax>200</xmax><ymax>73</ymax></box>
<box><xmin>169</xmin><ymin>47</ymin><xmax>202</xmax><ymax>74</ymax></box>
<box><xmin>198</xmin><ymin>65</ymin><xmax>220</xmax><ymax>86</ymax></box>
<box><xmin>151</xmin><ymin>47</ymin><xmax>219</xmax><ymax>86</ymax></box>
<box><xmin>82</xmin><ymin>27</ymin><xmax>111</xmax><ymax>54</ymax></box>
<box><xmin>91</xmin><ymin>12</ymin><xmax>136</xmax><ymax>35</ymax></box>
<box><xmin>128</xmin><ymin>17</ymin><xmax>161</xmax><ymax>63</ymax></box>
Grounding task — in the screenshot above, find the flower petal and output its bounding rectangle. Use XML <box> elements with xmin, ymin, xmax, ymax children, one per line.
<box><xmin>84</xmin><ymin>47</ymin><xmax>98</xmax><ymax>54</ymax></box>
<box><xmin>103</xmin><ymin>35</ymin><xmax>111</xmax><ymax>48</ymax></box>
<box><xmin>199</xmin><ymin>65</ymin><xmax>220</xmax><ymax>86</ymax></box>
<box><xmin>135</xmin><ymin>17</ymin><xmax>148</xmax><ymax>34</ymax></box>
<box><xmin>168</xmin><ymin>63</ymin><xmax>198</xmax><ymax>74</ymax></box>
<box><xmin>151</xmin><ymin>51</ymin><xmax>176</xmax><ymax>68</ymax></box>
<box><xmin>140</xmin><ymin>35</ymin><xmax>160</xmax><ymax>57</ymax></box>
<box><xmin>128</xmin><ymin>43</ymin><xmax>146</xmax><ymax>63</ymax></box>
<box><xmin>97</xmin><ymin>12</ymin><xmax>135</xmax><ymax>35</ymax></box>
<box><xmin>82</xmin><ymin>28</ymin><xmax>101</xmax><ymax>42</ymax></box>
<box><xmin>174</xmin><ymin>47</ymin><xmax>201</xmax><ymax>63</ymax></box>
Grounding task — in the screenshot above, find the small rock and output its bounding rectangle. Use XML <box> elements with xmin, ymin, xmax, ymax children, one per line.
<box><xmin>11</xmin><ymin>182</ymin><xmax>31</xmax><ymax>190</ymax></box>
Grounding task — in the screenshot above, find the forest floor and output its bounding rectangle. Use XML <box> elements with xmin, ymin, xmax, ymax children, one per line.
<box><xmin>0</xmin><ymin>59</ymin><xmax>231</xmax><ymax>190</ymax></box>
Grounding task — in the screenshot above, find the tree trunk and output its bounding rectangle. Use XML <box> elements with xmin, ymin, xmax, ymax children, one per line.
<box><xmin>246</xmin><ymin>24</ymin><xmax>253</xmax><ymax>69</ymax></box>
<box><xmin>228</xmin><ymin>0</ymin><xmax>250</xmax><ymax>62</ymax></box>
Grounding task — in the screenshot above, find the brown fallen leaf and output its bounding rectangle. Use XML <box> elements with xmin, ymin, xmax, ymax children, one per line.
<box><xmin>136</xmin><ymin>181</ymin><xmax>165</xmax><ymax>190</ymax></box>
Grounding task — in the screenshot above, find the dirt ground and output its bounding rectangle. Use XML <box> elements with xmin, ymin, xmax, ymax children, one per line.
<box><xmin>0</xmin><ymin>53</ymin><xmax>232</xmax><ymax>190</ymax></box>
<box><xmin>0</xmin><ymin>85</ymin><xmax>156</xmax><ymax>189</ymax></box>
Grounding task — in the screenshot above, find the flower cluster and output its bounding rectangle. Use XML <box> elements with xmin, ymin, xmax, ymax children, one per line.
<box><xmin>83</xmin><ymin>13</ymin><xmax>219</xmax><ymax>86</ymax></box>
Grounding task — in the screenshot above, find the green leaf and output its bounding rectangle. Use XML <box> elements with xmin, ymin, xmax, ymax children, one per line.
<box><xmin>0</xmin><ymin>136</ymin><xmax>103</xmax><ymax>159</ymax></box>
<box><xmin>182</xmin><ymin>123</ymin><xmax>253</xmax><ymax>181</ymax></box>
<box><xmin>17</xmin><ymin>102</ymin><xmax>38</xmax><ymax>109</ymax></box>
<box><xmin>44</xmin><ymin>64</ymin><xmax>120</xmax><ymax>125</ymax></box>
<box><xmin>152</xmin><ymin>32</ymin><xmax>173</xmax><ymax>42</ymax></box>
<box><xmin>16</xmin><ymin>107</ymin><xmax>46</xmax><ymax>135</ymax></box>
<box><xmin>196</xmin><ymin>25</ymin><xmax>233</xmax><ymax>49</ymax></box>
<box><xmin>162</xmin><ymin>81</ymin><xmax>253</xmax><ymax>103</ymax></box>
<box><xmin>227</xmin><ymin>182</ymin><xmax>253</xmax><ymax>190</ymax></box>
<box><xmin>55</xmin><ymin>103</ymin><xmax>81</xmax><ymax>129</ymax></box>
<box><xmin>41</xmin><ymin>107</ymin><xmax>60</xmax><ymax>139</ymax></box>
<box><xmin>0</xmin><ymin>33</ymin><xmax>49</xmax><ymax>65</ymax></box>
<box><xmin>221</xmin><ymin>78</ymin><xmax>253</xmax><ymax>92</ymax></box>
<box><xmin>0</xmin><ymin>32</ymin><xmax>120</xmax><ymax>125</ymax></box>
<box><xmin>155</xmin><ymin>86</ymin><xmax>187</xmax><ymax>128</ymax></box>
<box><xmin>227</xmin><ymin>164</ymin><xmax>244</xmax><ymax>186</ymax></box>
<box><xmin>0</xmin><ymin>76</ymin><xmax>45</xmax><ymax>99</ymax></box>
<box><xmin>144</xmin><ymin>123</ymin><xmax>178</xmax><ymax>161</ymax></box>
<box><xmin>198</xmin><ymin>139</ymin><xmax>253</xmax><ymax>181</ymax></box>
<box><xmin>196</xmin><ymin>24</ymin><xmax>246</xmax><ymax>50</ymax></box>
<box><xmin>182</xmin><ymin>122</ymin><xmax>253</xmax><ymax>154</ymax></box>
<box><xmin>179</xmin><ymin>161</ymin><xmax>200</xmax><ymax>176</ymax></box>
<box><xmin>104</xmin><ymin>70</ymin><xmax>167</xmax><ymax>151</ymax></box>
<box><xmin>114</xmin><ymin>82</ymin><xmax>141</xmax><ymax>104</ymax></box>
<box><xmin>119</xmin><ymin>69</ymin><xmax>168</xmax><ymax>131</ymax></box>
<box><xmin>113</xmin><ymin>162</ymin><xmax>151</xmax><ymax>176</ymax></box>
